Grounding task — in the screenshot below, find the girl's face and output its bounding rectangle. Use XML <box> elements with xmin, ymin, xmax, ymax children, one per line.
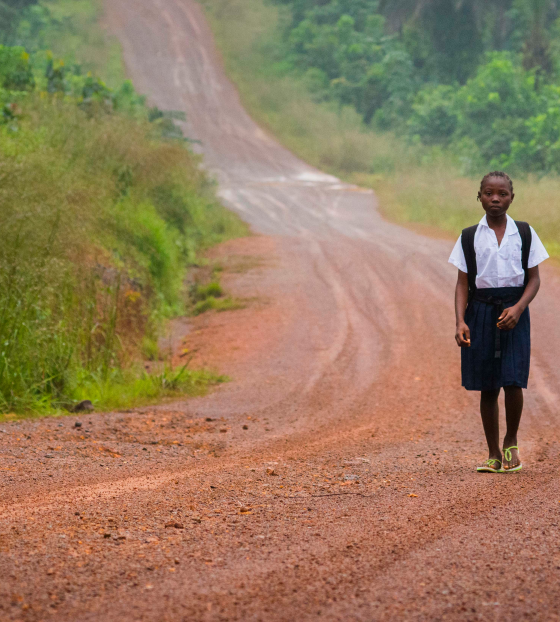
<box><xmin>478</xmin><ymin>177</ymin><xmax>514</xmax><ymax>219</ymax></box>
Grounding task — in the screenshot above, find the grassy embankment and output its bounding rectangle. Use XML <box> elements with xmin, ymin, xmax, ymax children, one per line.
<box><xmin>0</xmin><ymin>0</ymin><xmax>247</xmax><ymax>419</ymax></box>
<box><xmin>199</xmin><ymin>0</ymin><xmax>560</xmax><ymax>258</ymax></box>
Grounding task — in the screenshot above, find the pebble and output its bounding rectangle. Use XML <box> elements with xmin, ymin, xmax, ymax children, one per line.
<box><xmin>165</xmin><ymin>521</ymin><xmax>184</xmax><ymax>529</ymax></box>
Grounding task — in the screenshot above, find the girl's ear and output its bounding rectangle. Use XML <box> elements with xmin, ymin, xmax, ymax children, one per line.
<box><xmin>477</xmin><ymin>192</ymin><xmax>481</xmax><ymax>202</ymax></box>
<box><xmin>511</xmin><ymin>193</ymin><xmax>515</xmax><ymax>202</ymax></box>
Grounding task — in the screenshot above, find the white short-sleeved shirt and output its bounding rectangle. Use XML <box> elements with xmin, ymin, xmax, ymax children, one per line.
<box><xmin>449</xmin><ymin>215</ymin><xmax>549</xmax><ymax>289</ymax></box>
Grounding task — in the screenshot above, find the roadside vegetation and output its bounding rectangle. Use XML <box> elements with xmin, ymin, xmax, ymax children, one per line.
<box><xmin>200</xmin><ymin>0</ymin><xmax>560</xmax><ymax>258</ymax></box>
<box><xmin>0</xmin><ymin>0</ymin><xmax>246</xmax><ymax>417</ymax></box>
<box><xmin>190</xmin><ymin>280</ymin><xmax>245</xmax><ymax>316</ymax></box>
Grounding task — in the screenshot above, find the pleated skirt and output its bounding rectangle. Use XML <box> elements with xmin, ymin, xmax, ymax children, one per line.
<box><xmin>462</xmin><ymin>287</ymin><xmax>530</xmax><ymax>391</ymax></box>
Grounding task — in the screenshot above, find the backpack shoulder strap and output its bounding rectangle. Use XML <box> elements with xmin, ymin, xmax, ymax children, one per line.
<box><xmin>461</xmin><ymin>224</ymin><xmax>478</xmax><ymax>296</ymax></box>
<box><xmin>515</xmin><ymin>221</ymin><xmax>532</xmax><ymax>286</ymax></box>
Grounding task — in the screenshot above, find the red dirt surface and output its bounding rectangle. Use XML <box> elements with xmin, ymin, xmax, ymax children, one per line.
<box><xmin>178</xmin><ymin>236</ymin><xmax>287</xmax><ymax>372</ymax></box>
<box><xmin>2</xmin><ymin>1</ymin><xmax>560</xmax><ymax>621</ymax></box>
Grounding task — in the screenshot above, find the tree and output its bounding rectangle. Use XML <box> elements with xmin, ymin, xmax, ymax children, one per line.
<box><xmin>513</xmin><ymin>0</ymin><xmax>559</xmax><ymax>76</ymax></box>
<box><xmin>0</xmin><ymin>0</ymin><xmax>38</xmax><ymax>44</ymax></box>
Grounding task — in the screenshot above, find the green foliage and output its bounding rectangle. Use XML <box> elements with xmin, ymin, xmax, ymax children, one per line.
<box><xmin>66</xmin><ymin>365</ymin><xmax>227</xmax><ymax>413</ymax></box>
<box><xmin>0</xmin><ymin>0</ymin><xmax>38</xmax><ymax>44</ymax></box>
<box><xmin>405</xmin><ymin>53</ymin><xmax>560</xmax><ymax>173</ymax></box>
<box><xmin>408</xmin><ymin>85</ymin><xmax>458</xmax><ymax>146</ymax></box>
<box><xmin>193</xmin><ymin>282</ymin><xmax>224</xmax><ymax>301</ymax></box>
<box><xmin>193</xmin><ymin>297</ymin><xmax>245</xmax><ymax>316</ymax></box>
<box><xmin>14</xmin><ymin>0</ymin><xmax>126</xmax><ymax>87</ymax></box>
<box><xmin>285</xmin><ymin>4</ymin><xmax>418</xmax><ymax>124</ymax></box>
<box><xmin>270</xmin><ymin>0</ymin><xmax>560</xmax><ymax>174</ymax></box>
<box><xmin>501</xmin><ymin>87</ymin><xmax>560</xmax><ymax>172</ymax></box>
<box><xmin>0</xmin><ymin>42</ymin><xmax>246</xmax><ymax>414</ymax></box>
<box><xmin>405</xmin><ymin>0</ymin><xmax>484</xmax><ymax>83</ymax></box>
<box><xmin>189</xmin><ymin>279</ymin><xmax>244</xmax><ymax>315</ymax></box>
<box><xmin>0</xmin><ymin>45</ymin><xmax>35</xmax><ymax>90</ymax></box>
<box><xmin>454</xmin><ymin>54</ymin><xmax>541</xmax><ymax>168</ymax></box>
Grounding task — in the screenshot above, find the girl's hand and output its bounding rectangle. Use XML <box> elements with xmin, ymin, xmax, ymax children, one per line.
<box><xmin>497</xmin><ymin>305</ymin><xmax>522</xmax><ymax>331</ymax></box>
<box><xmin>455</xmin><ymin>322</ymin><xmax>471</xmax><ymax>347</ymax></box>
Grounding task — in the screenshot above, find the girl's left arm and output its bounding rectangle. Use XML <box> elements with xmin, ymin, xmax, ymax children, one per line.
<box><xmin>497</xmin><ymin>266</ymin><xmax>541</xmax><ymax>330</ymax></box>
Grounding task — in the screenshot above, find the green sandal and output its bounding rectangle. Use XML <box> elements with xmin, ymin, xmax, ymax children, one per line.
<box><xmin>503</xmin><ymin>446</ymin><xmax>522</xmax><ymax>473</ymax></box>
<box><xmin>477</xmin><ymin>458</ymin><xmax>504</xmax><ymax>473</ymax></box>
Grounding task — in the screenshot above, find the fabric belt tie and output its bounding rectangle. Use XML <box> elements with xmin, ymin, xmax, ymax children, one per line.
<box><xmin>473</xmin><ymin>293</ymin><xmax>520</xmax><ymax>359</ymax></box>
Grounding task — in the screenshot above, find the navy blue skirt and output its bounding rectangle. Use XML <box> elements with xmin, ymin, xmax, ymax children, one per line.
<box><xmin>462</xmin><ymin>287</ymin><xmax>530</xmax><ymax>391</ymax></box>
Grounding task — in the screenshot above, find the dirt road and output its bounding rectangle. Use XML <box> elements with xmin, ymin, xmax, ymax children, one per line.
<box><xmin>2</xmin><ymin>1</ymin><xmax>560</xmax><ymax>620</ymax></box>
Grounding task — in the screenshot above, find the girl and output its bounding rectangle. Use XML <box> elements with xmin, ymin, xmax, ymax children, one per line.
<box><xmin>449</xmin><ymin>171</ymin><xmax>549</xmax><ymax>473</ymax></box>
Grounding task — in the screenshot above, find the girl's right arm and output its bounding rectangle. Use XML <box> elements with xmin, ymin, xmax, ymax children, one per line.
<box><xmin>455</xmin><ymin>270</ymin><xmax>471</xmax><ymax>347</ymax></box>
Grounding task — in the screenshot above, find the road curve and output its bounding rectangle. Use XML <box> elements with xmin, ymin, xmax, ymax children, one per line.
<box><xmin>2</xmin><ymin>1</ymin><xmax>560</xmax><ymax>620</ymax></box>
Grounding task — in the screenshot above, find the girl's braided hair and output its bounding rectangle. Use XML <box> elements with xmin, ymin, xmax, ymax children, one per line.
<box><xmin>479</xmin><ymin>171</ymin><xmax>514</xmax><ymax>194</ymax></box>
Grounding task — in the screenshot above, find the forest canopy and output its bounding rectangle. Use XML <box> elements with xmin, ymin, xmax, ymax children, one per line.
<box><xmin>273</xmin><ymin>0</ymin><xmax>560</xmax><ymax>174</ymax></box>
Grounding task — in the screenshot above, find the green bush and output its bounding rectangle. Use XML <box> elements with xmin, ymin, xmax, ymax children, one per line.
<box><xmin>503</xmin><ymin>100</ymin><xmax>560</xmax><ymax>172</ymax></box>
<box><xmin>0</xmin><ymin>45</ymin><xmax>35</xmax><ymax>90</ymax></box>
<box><xmin>454</xmin><ymin>54</ymin><xmax>541</xmax><ymax>165</ymax></box>
<box><xmin>408</xmin><ymin>85</ymin><xmax>458</xmax><ymax>145</ymax></box>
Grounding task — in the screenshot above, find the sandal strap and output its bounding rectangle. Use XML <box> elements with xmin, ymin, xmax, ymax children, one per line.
<box><xmin>503</xmin><ymin>446</ymin><xmax>519</xmax><ymax>462</ymax></box>
<box><xmin>485</xmin><ymin>459</ymin><xmax>502</xmax><ymax>467</ymax></box>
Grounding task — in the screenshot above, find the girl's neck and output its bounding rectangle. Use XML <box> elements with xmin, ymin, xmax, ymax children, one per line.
<box><xmin>486</xmin><ymin>213</ymin><xmax>508</xmax><ymax>229</ymax></box>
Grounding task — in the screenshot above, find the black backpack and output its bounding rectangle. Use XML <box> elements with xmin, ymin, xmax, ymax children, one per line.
<box><xmin>461</xmin><ymin>221</ymin><xmax>532</xmax><ymax>299</ymax></box>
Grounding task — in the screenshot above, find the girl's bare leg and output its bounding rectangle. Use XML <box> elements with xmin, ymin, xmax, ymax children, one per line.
<box><xmin>480</xmin><ymin>389</ymin><xmax>502</xmax><ymax>463</ymax></box>
<box><xmin>503</xmin><ymin>386</ymin><xmax>523</xmax><ymax>469</ymax></box>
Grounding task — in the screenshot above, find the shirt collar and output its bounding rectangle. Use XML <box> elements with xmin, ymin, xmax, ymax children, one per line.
<box><xmin>479</xmin><ymin>214</ymin><xmax>519</xmax><ymax>236</ymax></box>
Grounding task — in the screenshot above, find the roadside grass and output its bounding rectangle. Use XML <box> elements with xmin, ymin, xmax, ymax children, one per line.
<box><xmin>68</xmin><ymin>365</ymin><xmax>228</xmax><ymax>413</ymax></box>
<box><xmin>0</xmin><ymin>1</ymin><xmax>248</xmax><ymax>417</ymax></box>
<box><xmin>193</xmin><ymin>296</ymin><xmax>246</xmax><ymax>315</ymax></box>
<box><xmin>200</xmin><ymin>0</ymin><xmax>560</xmax><ymax>258</ymax></box>
<box><xmin>0</xmin><ymin>366</ymin><xmax>227</xmax><ymax>422</ymax></box>
<box><xmin>0</xmin><ymin>93</ymin><xmax>245</xmax><ymax>416</ymax></box>
<box><xmin>189</xmin><ymin>272</ymin><xmax>246</xmax><ymax>316</ymax></box>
